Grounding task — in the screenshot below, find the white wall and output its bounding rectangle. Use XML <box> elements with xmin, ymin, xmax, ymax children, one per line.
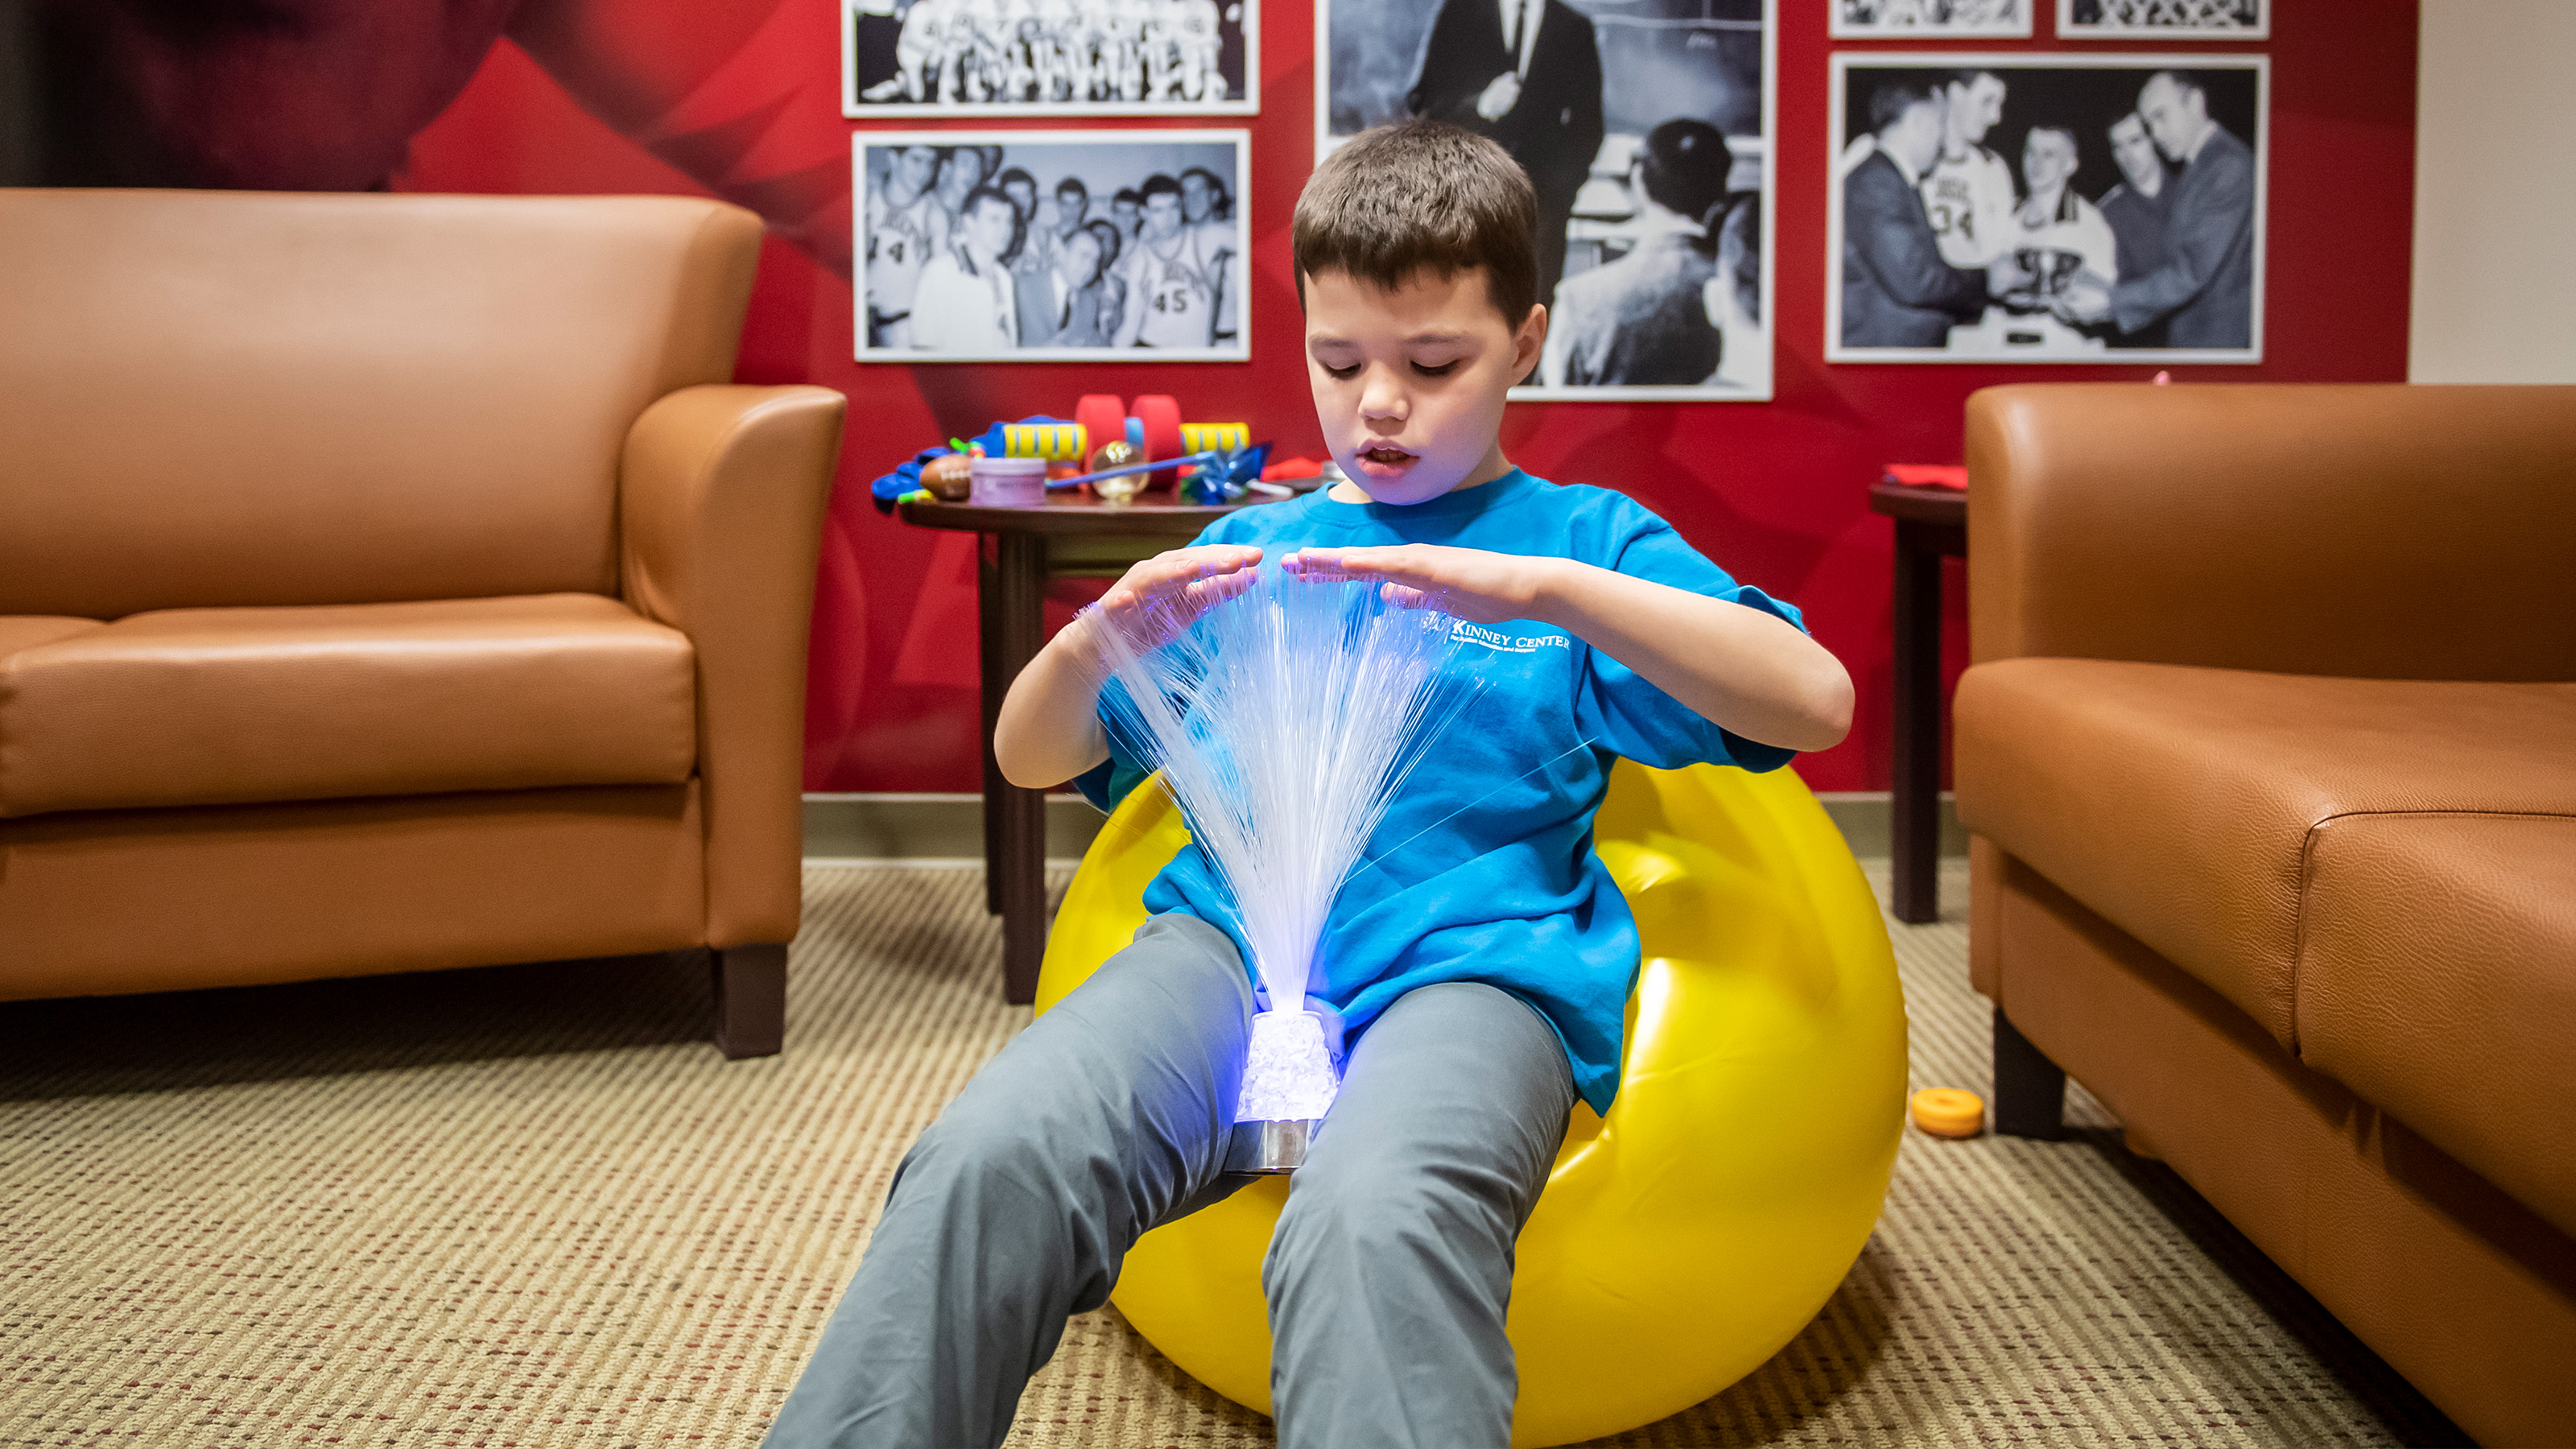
<box><xmin>2410</xmin><ymin>1</ymin><xmax>2576</xmax><ymax>383</ymax></box>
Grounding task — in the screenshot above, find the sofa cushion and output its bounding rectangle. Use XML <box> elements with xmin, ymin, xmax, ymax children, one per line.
<box><xmin>1955</xmin><ymin>658</ymin><xmax>2576</xmax><ymax>1051</ymax></box>
<box><xmin>0</xmin><ymin>595</ymin><xmax>696</xmax><ymax>817</ymax></box>
<box><xmin>0</xmin><ymin>617</ymin><xmax>104</xmax><ymax>658</ymax></box>
<box><xmin>2296</xmin><ymin>813</ymin><xmax>2576</xmax><ymax>1240</ymax></box>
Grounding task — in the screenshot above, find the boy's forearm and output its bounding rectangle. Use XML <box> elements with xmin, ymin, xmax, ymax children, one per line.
<box><xmin>994</xmin><ymin>617</ymin><xmax>1115</xmax><ymax>789</ymax></box>
<box><xmin>1531</xmin><ymin>559</ymin><xmax>1854</xmax><ymax>753</ymax></box>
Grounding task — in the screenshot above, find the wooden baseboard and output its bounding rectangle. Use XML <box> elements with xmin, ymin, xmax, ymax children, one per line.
<box><xmin>1814</xmin><ymin>791</ymin><xmax>1967</xmax><ymax>859</ymax></box>
<box><xmin>802</xmin><ymin>791</ymin><xmax>1963</xmax><ymax>864</ymax></box>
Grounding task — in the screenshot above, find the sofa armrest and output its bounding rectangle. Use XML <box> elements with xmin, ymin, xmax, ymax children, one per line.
<box><xmin>621</xmin><ymin>384</ymin><xmax>847</xmax><ymax>947</ymax></box>
<box><xmin>1965</xmin><ymin>383</ymin><xmax>2576</xmax><ymax>679</ymax></box>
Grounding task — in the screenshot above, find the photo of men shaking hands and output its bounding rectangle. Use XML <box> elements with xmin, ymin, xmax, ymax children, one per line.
<box><xmin>1830</xmin><ymin>55</ymin><xmax>2264</xmax><ymax>363</ymax></box>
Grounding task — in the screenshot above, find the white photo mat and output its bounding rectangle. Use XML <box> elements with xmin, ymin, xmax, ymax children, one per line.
<box><xmin>2055</xmin><ymin>0</ymin><xmax>2267</xmax><ymax>42</ymax></box>
<box><xmin>853</xmin><ymin>129</ymin><xmax>1253</xmax><ymax>362</ymax></box>
<box><xmin>1829</xmin><ymin>0</ymin><xmax>2032</xmax><ymax>41</ymax></box>
<box><xmin>840</xmin><ymin>0</ymin><xmax>1260</xmax><ymax>117</ymax></box>
<box><xmin>1316</xmin><ymin>0</ymin><xmax>1777</xmax><ymax>402</ymax></box>
<box><xmin>1825</xmin><ymin>52</ymin><xmax>2268</xmax><ymax>365</ymax></box>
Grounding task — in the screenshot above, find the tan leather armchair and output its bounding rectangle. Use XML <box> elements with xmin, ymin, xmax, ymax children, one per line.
<box><xmin>1955</xmin><ymin>384</ymin><xmax>2576</xmax><ymax>1446</ymax></box>
<box><xmin>0</xmin><ymin>188</ymin><xmax>846</xmax><ymax>1058</ymax></box>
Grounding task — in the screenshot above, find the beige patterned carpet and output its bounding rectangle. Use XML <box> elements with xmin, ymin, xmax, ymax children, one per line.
<box><xmin>0</xmin><ymin>860</ymin><xmax>2467</xmax><ymax>1447</ymax></box>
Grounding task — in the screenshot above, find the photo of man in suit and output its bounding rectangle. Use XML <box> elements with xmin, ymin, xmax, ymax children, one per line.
<box><xmin>1839</xmin><ymin>75</ymin><xmax>2025</xmax><ymax>348</ymax></box>
<box><xmin>1405</xmin><ymin>0</ymin><xmax>1604</xmax><ymax>313</ymax></box>
<box><xmin>2055</xmin><ymin>70</ymin><xmax>2254</xmax><ymax>348</ymax></box>
<box><xmin>1542</xmin><ymin>118</ymin><xmax>1730</xmax><ymax>386</ymax></box>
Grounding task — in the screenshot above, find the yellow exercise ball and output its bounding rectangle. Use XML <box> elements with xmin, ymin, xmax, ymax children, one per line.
<box><xmin>1035</xmin><ymin>760</ymin><xmax>1907</xmax><ymax>1447</ymax></box>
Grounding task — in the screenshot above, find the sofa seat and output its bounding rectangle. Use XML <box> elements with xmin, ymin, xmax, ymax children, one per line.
<box><xmin>2297</xmin><ymin>811</ymin><xmax>2576</xmax><ymax>1239</ymax></box>
<box><xmin>0</xmin><ymin>616</ymin><xmax>105</xmax><ymax>656</ymax></box>
<box><xmin>0</xmin><ymin>594</ymin><xmax>696</xmax><ymax>817</ymax></box>
<box><xmin>1955</xmin><ymin>658</ymin><xmax>2576</xmax><ymax>1055</ymax></box>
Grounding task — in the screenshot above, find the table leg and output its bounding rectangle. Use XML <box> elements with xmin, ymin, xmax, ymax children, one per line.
<box><xmin>1890</xmin><ymin>521</ymin><xmax>1943</xmax><ymax>924</ymax></box>
<box><xmin>979</xmin><ymin>543</ymin><xmax>1005</xmax><ymax>914</ymax></box>
<box><xmin>991</xmin><ymin>533</ymin><xmax>1050</xmax><ymax>1004</ymax></box>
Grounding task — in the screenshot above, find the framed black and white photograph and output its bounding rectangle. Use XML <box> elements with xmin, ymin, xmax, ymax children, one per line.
<box><xmin>842</xmin><ymin>0</ymin><xmax>1257</xmax><ymax>117</ymax></box>
<box><xmin>1827</xmin><ymin>54</ymin><xmax>2266</xmax><ymax>363</ymax></box>
<box><xmin>2057</xmin><ymin>0</ymin><xmax>2266</xmax><ymax>42</ymax></box>
<box><xmin>854</xmin><ymin>130</ymin><xmax>1250</xmax><ymax>361</ymax></box>
<box><xmin>1831</xmin><ymin>0</ymin><xmax>2031</xmax><ymax>40</ymax></box>
<box><xmin>1319</xmin><ymin>0</ymin><xmax>1775</xmax><ymax>401</ymax></box>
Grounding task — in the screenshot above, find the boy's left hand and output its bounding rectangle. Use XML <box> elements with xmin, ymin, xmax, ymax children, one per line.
<box><xmin>1282</xmin><ymin>545</ymin><xmax>1559</xmax><ymax>626</ymax></box>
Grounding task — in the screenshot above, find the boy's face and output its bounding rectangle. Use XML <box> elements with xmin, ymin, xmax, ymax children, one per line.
<box><xmin>1302</xmin><ymin>266</ymin><xmax>1543</xmax><ymax>506</ymax></box>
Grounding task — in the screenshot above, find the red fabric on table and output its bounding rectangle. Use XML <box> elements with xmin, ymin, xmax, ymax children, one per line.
<box><xmin>1884</xmin><ymin>464</ymin><xmax>1968</xmax><ymax>490</ymax></box>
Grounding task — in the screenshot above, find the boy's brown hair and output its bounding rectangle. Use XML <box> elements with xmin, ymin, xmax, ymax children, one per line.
<box><xmin>1292</xmin><ymin>119</ymin><xmax>1538</xmax><ymax>327</ymax></box>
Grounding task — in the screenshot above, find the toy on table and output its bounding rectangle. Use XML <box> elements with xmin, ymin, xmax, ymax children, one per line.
<box><xmin>968</xmin><ymin>455</ymin><xmax>1048</xmax><ymax>506</ymax></box>
<box><xmin>1132</xmin><ymin>394</ymin><xmax>1184</xmax><ymax>483</ymax></box>
<box><xmin>1001</xmin><ymin>422</ymin><xmax>1089</xmax><ymax>460</ymax></box>
<box><xmin>867</xmin><ymin>398</ymin><xmax>1270</xmax><ymax>513</ymax></box>
<box><xmin>1085</xmin><ymin>441</ymin><xmax>1146</xmax><ymax>505</ymax></box>
<box><xmin>921</xmin><ymin>452</ymin><xmax>975</xmax><ymax>502</ymax></box>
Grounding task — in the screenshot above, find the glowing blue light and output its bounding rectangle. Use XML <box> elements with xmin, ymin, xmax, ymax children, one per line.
<box><xmin>1236</xmin><ymin>1010</ymin><xmax>1340</xmax><ymax>1122</ymax></box>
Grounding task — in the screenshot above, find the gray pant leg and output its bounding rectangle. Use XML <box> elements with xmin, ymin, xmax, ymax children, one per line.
<box><xmin>764</xmin><ymin>912</ymin><xmax>1255</xmax><ymax>1449</ymax></box>
<box><xmin>1263</xmin><ymin>982</ymin><xmax>1577</xmax><ymax>1449</ymax></box>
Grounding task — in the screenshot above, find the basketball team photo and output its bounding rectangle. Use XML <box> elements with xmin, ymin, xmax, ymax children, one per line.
<box><xmin>855</xmin><ymin>131</ymin><xmax>1250</xmax><ymax>361</ymax></box>
<box><xmin>842</xmin><ymin>0</ymin><xmax>1256</xmax><ymax>115</ymax></box>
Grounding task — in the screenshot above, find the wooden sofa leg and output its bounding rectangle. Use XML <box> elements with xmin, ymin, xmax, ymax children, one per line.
<box><xmin>1993</xmin><ymin>1006</ymin><xmax>2066</xmax><ymax>1139</ymax></box>
<box><xmin>712</xmin><ymin>943</ymin><xmax>788</xmax><ymax>1059</ymax></box>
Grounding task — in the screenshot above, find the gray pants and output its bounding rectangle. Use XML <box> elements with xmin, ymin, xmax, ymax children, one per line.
<box><xmin>764</xmin><ymin>913</ymin><xmax>1576</xmax><ymax>1449</ymax></box>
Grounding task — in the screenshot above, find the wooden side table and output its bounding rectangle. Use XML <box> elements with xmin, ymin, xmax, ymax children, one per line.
<box><xmin>897</xmin><ymin>492</ymin><xmax>1280</xmax><ymax>1001</ymax></box>
<box><xmin>1866</xmin><ymin>480</ymin><xmax>1967</xmax><ymax>924</ymax></box>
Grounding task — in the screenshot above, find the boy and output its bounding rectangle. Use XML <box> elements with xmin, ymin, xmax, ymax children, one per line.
<box><xmin>764</xmin><ymin>120</ymin><xmax>1852</xmax><ymax>1449</ymax></box>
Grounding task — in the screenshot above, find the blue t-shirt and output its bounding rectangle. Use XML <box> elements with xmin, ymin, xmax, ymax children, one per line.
<box><xmin>1072</xmin><ymin>469</ymin><xmax>1806</xmax><ymax>1113</ymax></box>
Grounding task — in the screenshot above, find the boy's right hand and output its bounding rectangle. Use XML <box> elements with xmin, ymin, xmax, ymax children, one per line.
<box><xmin>1083</xmin><ymin>544</ymin><xmax>1264</xmax><ymax>659</ymax></box>
<box><xmin>999</xmin><ymin>543</ymin><xmax>1261</xmax><ymax>790</ymax></box>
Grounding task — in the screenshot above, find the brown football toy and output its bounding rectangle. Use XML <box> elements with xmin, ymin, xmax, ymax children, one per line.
<box><xmin>922</xmin><ymin>452</ymin><xmax>975</xmax><ymax>502</ymax></box>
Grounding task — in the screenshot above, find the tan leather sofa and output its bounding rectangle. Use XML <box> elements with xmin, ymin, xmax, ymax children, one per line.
<box><xmin>0</xmin><ymin>188</ymin><xmax>845</xmax><ymax>1057</ymax></box>
<box><xmin>1955</xmin><ymin>384</ymin><xmax>2576</xmax><ymax>1447</ymax></box>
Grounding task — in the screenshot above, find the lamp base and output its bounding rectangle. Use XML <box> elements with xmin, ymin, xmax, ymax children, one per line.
<box><xmin>1245</xmin><ymin>1117</ymin><xmax>1319</xmax><ymax>1173</ymax></box>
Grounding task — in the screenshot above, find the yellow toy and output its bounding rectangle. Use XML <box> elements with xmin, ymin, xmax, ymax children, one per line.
<box><xmin>999</xmin><ymin>419</ymin><xmax>1249</xmax><ymax>466</ymax></box>
<box><xmin>1179</xmin><ymin>422</ymin><xmax>1250</xmax><ymax>454</ymax></box>
<box><xmin>1910</xmin><ymin>1087</ymin><xmax>1985</xmax><ymax>1138</ymax></box>
<box><xmin>1002</xmin><ymin>422</ymin><xmax>1089</xmax><ymax>461</ymax></box>
<box><xmin>1036</xmin><ymin>758</ymin><xmax>1907</xmax><ymax>1447</ymax></box>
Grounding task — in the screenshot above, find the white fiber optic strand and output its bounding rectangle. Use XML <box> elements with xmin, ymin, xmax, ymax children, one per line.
<box><xmin>1343</xmin><ymin>730</ymin><xmax>1603</xmax><ymax>890</ymax></box>
<box><xmin>1087</xmin><ymin>568</ymin><xmax>1472</xmax><ymax>1017</ymax></box>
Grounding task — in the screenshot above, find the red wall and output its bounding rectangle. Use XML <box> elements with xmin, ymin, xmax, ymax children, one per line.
<box><xmin>402</xmin><ymin>0</ymin><xmax>2419</xmax><ymax>795</ymax></box>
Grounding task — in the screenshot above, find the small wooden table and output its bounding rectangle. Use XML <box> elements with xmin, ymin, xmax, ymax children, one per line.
<box><xmin>897</xmin><ymin>491</ymin><xmax>1282</xmax><ymax>1001</ymax></box>
<box><xmin>1866</xmin><ymin>480</ymin><xmax>1968</xmax><ymax>925</ymax></box>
